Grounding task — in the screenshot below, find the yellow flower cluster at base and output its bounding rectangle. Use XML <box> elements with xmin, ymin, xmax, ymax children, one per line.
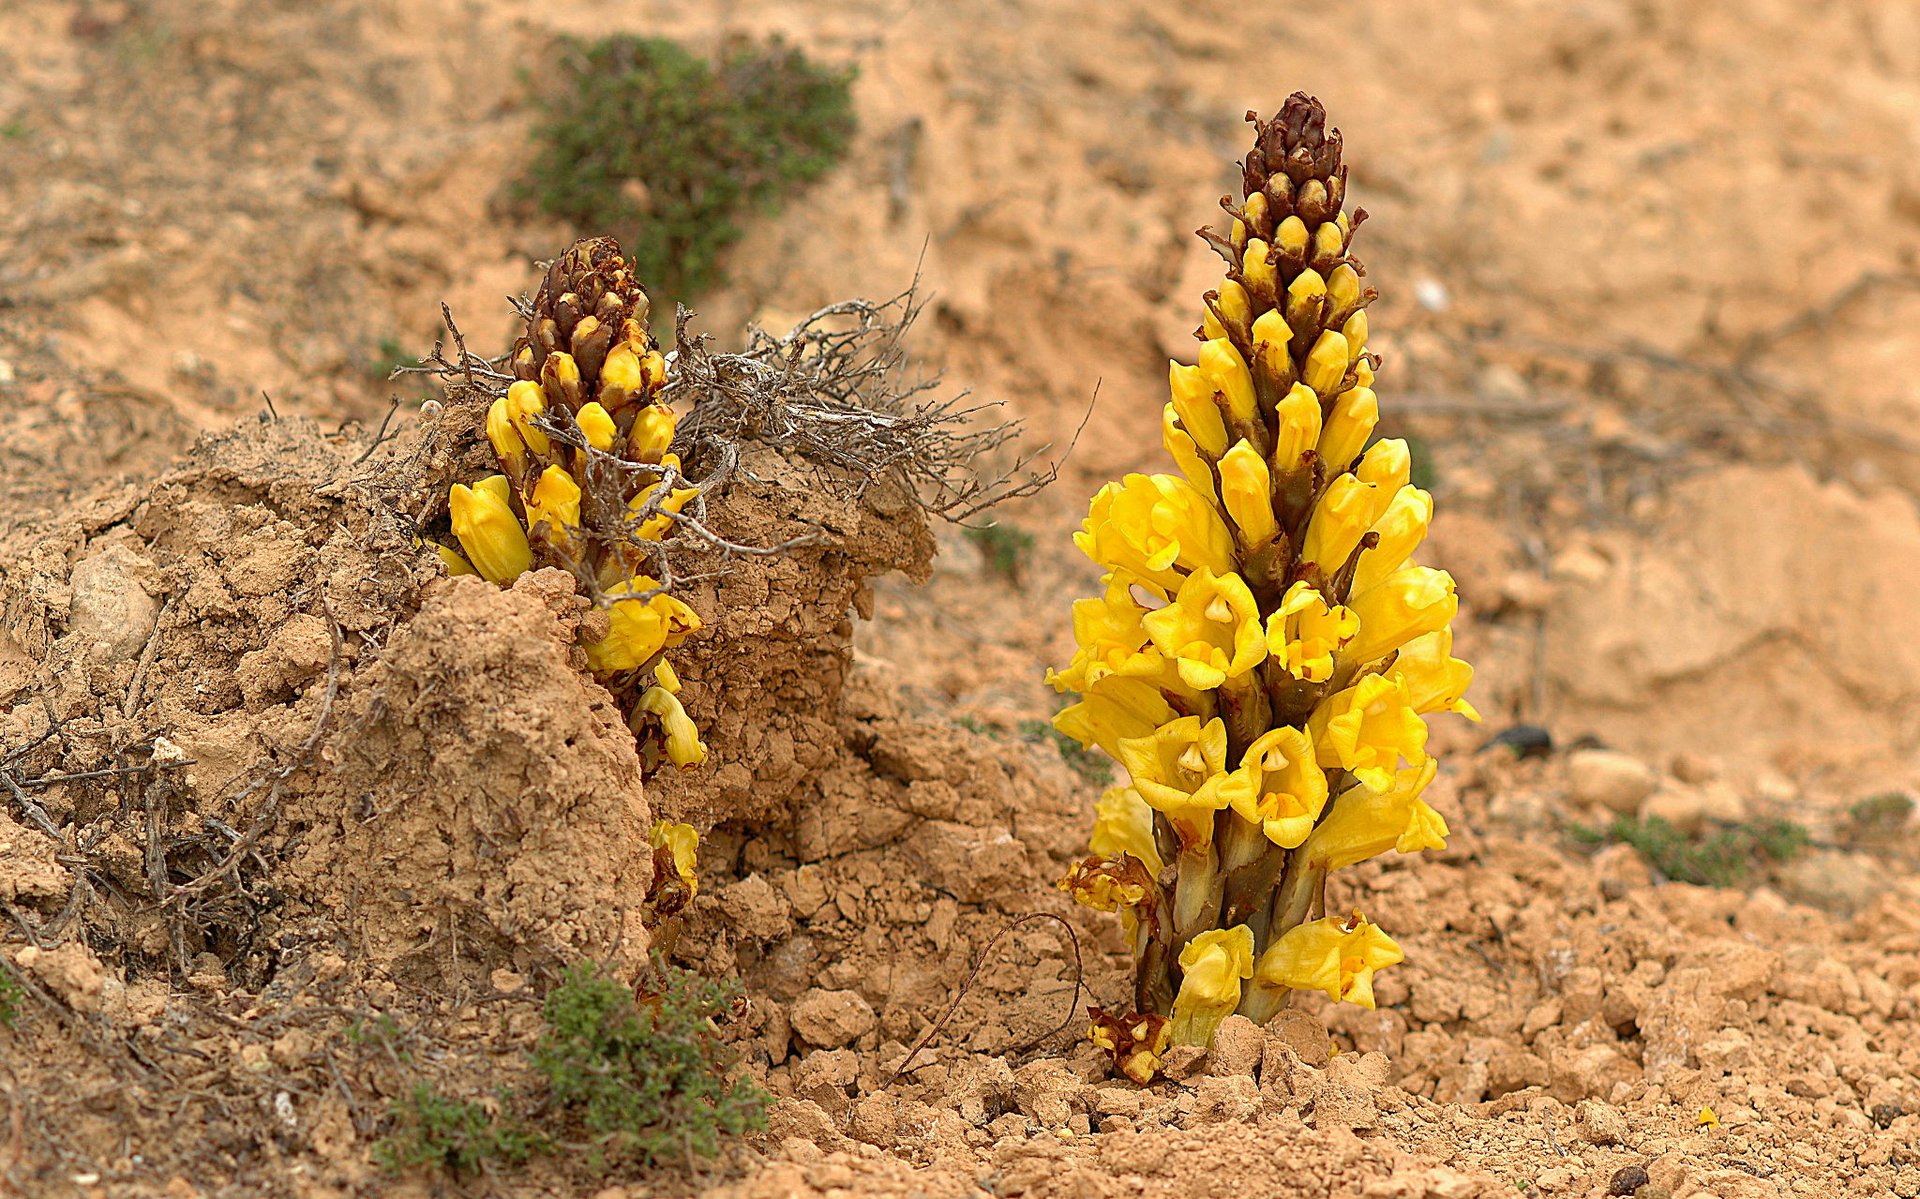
<box><xmin>1051</xmin><ymin>95</ymin><xmax>1476</xmax><ymax>1084</ymax></box>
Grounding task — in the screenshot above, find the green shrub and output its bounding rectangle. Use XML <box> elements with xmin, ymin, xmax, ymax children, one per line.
<box><xmin>522</xmin><ymin>35</ymin><xmax>856</xmax><ymax>306</ymax></box>
<box><xmin>532</xmin><ymin>963</ymin><xmax>767</xmax><ymax>1167</ymax></box>
<box><xmin>1571</xmin><ymin>814</ymin><xmax>1807</xmax><ymax>888</ymax></box>
<box><xmin>0</xmin><ymin>970</ymin><xmax>23</xmax><ymax>1028</ymax></box>
<box><xmin>375</xmin><ymin>960</ymin><xmax>765</xmax><ymax>1178</ymax></box>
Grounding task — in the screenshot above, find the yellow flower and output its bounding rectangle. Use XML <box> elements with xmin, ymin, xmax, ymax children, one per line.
<box><xmin>1050</xmin><ymin>674</ymin><xmax>1176</xmax><ymax>760</ymax></box>
<box><xmin>1254</xmin><ymin>912</ymin><xmax>1403</xmax><ymax>1009</ymax></box>
<box><xmin>1301</xmin><ymin>473</ymin><xmax>1379</xmax><ymax>573</ymax></box>
<box><xmin>1116</xmin><ymin>715</ymin><xmax>1233</xmax><ymax>850</ymax></box>
<box><xmin>1344</xmin><ymin>566</ymin><xmax>1458</xmax><ymax>665</ymax></box>
<box><xmin>1218</xmin><ymin>440</ymin><xmax>1276</xmax><ymax>551</ymax></box>
<box><xmin>486</xmin><ymin>395</ymin><xmax>528</xmax><ymax>477</ymax></box>
<box><xmin>1089</xmin><ymin>785</ymin><xmax>1165</xmax><ymax>876</ymax></box>
<box><xmin>1168</xmin><ymin>363</ymin><xmax>1229</xmax><ymax>456</ymax></box>
<box><xmin>1089</xmin><ymin>1009</ymin><xmax>1172</xmax><ymax>1086</ymax></box>
<box><xmin>1355</xmin><ymin>438</ymin><xmax>1409</xmax><ymax>521</ymax></box>
<box><xmin>601</xmin><ymin>342</ymin><xmax>647</xmax><ymax>411</ymax></box>
<box><xmin>649</xmin><ymin>819</ymin><xmax>700</xmax><ymax>898</ymax></box>
<box><xmin>1272</xmin><ymin>382</ymin><xmax>1323</xmax><ymax>474</ymax></box>
<box><xmin>1058</xmin><ymin>852</ymin><xmax>1155</xmax><ymax>914</ymax></box>
<box><xmin>449</xmin><ymin>475</ymin><xmax>533</xmax><ymax>584</ymax></box>
<box><xmin>1241</xmin><ymin>237</ymin><xmax>1277</xmax><ymax>300</ymax></box>
<box><xmin>540</xmin><ymin>349</ymin><xmax>583</xmax><ymax>411</ymax></box>
<box><xmin>1229</xmin><ymin>726</ymin><xmax>1328</xmax><ymax>849</ymax></box>
<box><xmin>628</xmin><ymin>478</ymin><xmax>700</xmax><ymax>542</ymax></box>
<box><xmin>1198</xmin><ymin>338</ymin><xmax>1257</xmax><ymax>424</ymax></box>
<box><xmin>1074</xmin><ymin>473</ymin><xmax>1236</xmax><ymax>592</ymax></box>
<box><xmin>1141</xmin><ymin>567</ymin><xmax>1267</xmax><ymax>690</ymax></box>
<box><xmin>576</xmin><ymin>402</ymin><xmax>617</xmax><ymax>452</ymax></box>
<box><xmin>1170</xmin><ymin>925</ymin><xmax>1254</xmax><ymax>1046</ymax></box>
<box><xmin>584</xmin><ymin>579</ymin><xmax>702</xmax><ymax>674</ymax></box>
<box><xmin>506</xmin><ymin>380</ymin><xmax>552</xmax><ymax>455</ymax></box>
<box><xmin>629</xmin><ymin>403</ymin><xmax>677</xmax><ymax>463</ymax></box>
<box><xmin>1391</xmin><ymin>629</ymin><xmax>1479</xmax><ymax>720</ymax></box>
<box><xmin>433</xmin><ymin>541</ymin><xmax>476</xmax><ymax>577</ymax></box>
<box><xmin>1304</xmin><ymin>330</ymin><xmax>1350</xmax><ymax>395</ymax></box>
<box><xmin>1301</xmin><ymin>760</ymin><xmax>1447</xmax><ymax>871</ymax></box>
<box><xmin>526</xmin><ymin>464</ymin><xmax>582</xmax><ymax>552</ymax></box>
<box><xmin>1202</xmin><ymin>280</ymin><xmax>1252</xmax><ymax>341</ymax></box>
<box><xmin>638</xmin><ymin>684</ymin><xmax>707</xmax><ymax>768</ymax></box>
<box><xmin>1319</xmin><ymin>385</ymin><xmax>1378</xmax><ymax>471</ymax></box>
<box><xmin>1352</xmin><ymin>484</ymin><xmax>1433</xmax><ymax>596</ymax></box>
<box><xmin>1306</xmin><ymin>673</ymin><xmax>1429</xmax><ymax>793</ymax></box>
<box><xmin>1265</xmin><ymin>581</ymin><xmax>1358</xmax><ymax>682</ymax></box>
<box><xmin>1161</xmin><ymin>405</ymin><xmax>1218</xmax><ymax>502</ymax></box>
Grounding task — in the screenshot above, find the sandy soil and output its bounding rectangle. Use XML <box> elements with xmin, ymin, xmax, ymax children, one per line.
<box><xmin>3</xmin><ymin>1</ymin><xmax>1920</xmax><ymax>1196</ymax></box>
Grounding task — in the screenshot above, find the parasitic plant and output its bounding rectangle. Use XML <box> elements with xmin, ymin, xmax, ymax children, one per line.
<box><xmin>1051</xmin><ymin>95</ymin><xmax>1477</xmax><ymax>1083</ymax></box>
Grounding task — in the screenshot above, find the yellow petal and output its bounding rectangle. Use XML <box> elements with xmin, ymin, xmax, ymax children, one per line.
<box><xmin>1319</xmin><ymin>386</ymin><xmax>1378</xmax><ymax>472</ymax></box>
<box><xmin>1254</xmin><ymin>913</ymin><xmax>1402</xmax><ymax>1009</ymax></box>
<box><xmin>1168</xmin><ymin>362</ymin><xmax>1229</xmax><ymax>457</ymax></box>
<box><xmin>1218</xmin><ymin>440</ymin><xmax>1276</xmax><ymax>551</ymax></box>
<box><xmin>576</xmin><ymin>402</ymin><xmax>616</xmax><ymax>452</ymax></box>
<box><xmin>449</xmin><ymin>477</ymin><xmax>533</xmax><ymax>584</ymax></box>
<box><xmin>1170</xmin><ymin>925</ymin><xmax>1254</xmax><ymax>1046</ymax></box>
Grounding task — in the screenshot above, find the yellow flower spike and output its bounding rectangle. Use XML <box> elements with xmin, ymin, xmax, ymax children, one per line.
<box><xmin>1253</xmin><ymin>912</ymin><xmax>1403</xmax><ymax>1010</ymax></box>
<box><xmin>448</xmin><ymin>476</ymin><xmax>533</xmax><ymax>584</ymax></box>
<box><xmin>1241</xmin><ymin>238</ymin><xmax>1277</xmax><ymax>301</ymax></box>
<box><xmin>1301</xmin><ymin>473</ymin><xmax>1379</xmax><ymax>573</ymax></box>
<box><xmin>1218</xmin><ymin>440</ymin><xmax>1277</xmax><ymax>551</ymax></box>
<box><xmin>486</xmin><ymin>396</ymin><xmax>528</xmax><ymax>475</ymax></box>
<box><xmin>1050</xmin><ymin>674</ymin><xmax>1178</xmax><ymax>760</ymax></box>
<box><xmin>1090</xmin><ymin>785</ymin><xmax>1165</xmax><ymax>876</ymax></box>
<box><xmin>1306</xmin><ymin>673</ymin><xmax>1430</xmax><ymax>793</ymax></box>
<box><xmin>1391</xmin><ymin>629</ymin><xmax>1479</xmax><ymax>720</ymax></box>
<box><xmin>1198</xmin><ymin>338</ymin><xmax>1258</xmax><ymax>424</ymax></box>
<box><xmin>1302</xmin><ymin>760</ymin><xmax>1446</xmax><ymax>871</ymax></box>
<box><xmin>1272</xmin><ymin>383</ymin><xmax>1323</xmax><ymax>472</ymax></box>
<box><xmin>1116</xmin><ymin>715</ymin><xmax>1234</xmax><ymax>850</ymax></box>
<box><xmin>1352</xmin><ymin>485</ymin><xmax>1434</xmax><ymax>595</ymax></box>
<box><xmin>1170</xmin><ymin>926</ymin><xmax>1255</xmax><ymax>1046</ymax></box>
<box><xmin>1229</xmin><ymin>726</ymin><xmax>1329</xmax><ymax>849</ymax></box>
<box><xmin>576</xmin><ymin>402</ymin><xmax>616</xmax><ymax>452</ymax></box>
<box><xmin>1161</xmin><ymin>405</ymin><xmax>1219</xmax><ymax>502</ymax></box>
<box><xmin>1074</xmin><ymin>473</ymin><xmax>1236</xmax><ymax>592</ymax></box>
<box><xmin>1140</xmin><ymin>567</ymin><xmax>1267</xmax><ymax>691</ymax></box>
<box><xmin>600</xmin><ymin>342</ymin><xmax>646</xmax><ymax>410</ymax></box>
<box><xmin>1265</xmin><ymin>580</ymin><xmax>1358</xmax><ymax>683</ymax></box>
<box><xmin>1342</xmin><ymin>309</ymin><xmax>1369</xmax><ymax>359</ymax></box>
<box><xmin>1168</xmin><ymin>363</ymin><xmax>1230</xmax><ymax>457</ymax></box>
<box><xmin>1305</xmin><ymin>330</ymin><xmax>1351</xmax><ymax>395</ymax></box>
<box><xmin>1344</xmin><ymin>565</ymin><xmax>1459</xmax><ymax>665</ymax></box>
<box><xmin>638</xmin><ymin>684</ymin><xmax>707</xmax><ymax>768</ymax></box>
<box><xmin>1275</xmin><ymin>215</ymin><xmax>1310</xmax><ymax>259</ymax></box>
<box><xmin>1356</xmin><ymin>439</ymin><xmax>1410</xmax><ymax>512</ymax></box>
<box><xmin>506</xmin><ymin>379</ymin><xmax>552</xmax><ymax>455</ymax></box>
<box><xmin>1319</xmin><ymin>385</ymin><xmax>1379</xmax><ymax>471</ymax></box>
<box><xmin>629</xmin><ymin>403</ymin><xmax>678</xmax><ymax>463</ymax></box>
<box><xmin>526</xmin><ymin>464</ymin><xmax>583</xmax><ymax>551</ymax></box>
<box><xmin>584</xmin><ymin>579</ymin><xmax>702</xmax><ymax>674</ymax></box>
<box><xmin>433</xmin><ymin>541</ymin><xmax>477</xmax><ymax>577</ymax></box>
<box><xmin>649</xmin><ymin>819</ymin><xmax>700</xmax><ymax>899</ymax></box>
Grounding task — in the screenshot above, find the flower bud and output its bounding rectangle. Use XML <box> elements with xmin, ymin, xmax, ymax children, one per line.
<box><xmin>449</xmin><ymin>475</ymin><xmax>533</xmax><ymax>584</ymax></box>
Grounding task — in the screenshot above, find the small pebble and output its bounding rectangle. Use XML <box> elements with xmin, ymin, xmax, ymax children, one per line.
<box><xmin>1608</xmin><ymin>1164</ymin><xmax>1650</xmax><ymax>1196</ymax></box>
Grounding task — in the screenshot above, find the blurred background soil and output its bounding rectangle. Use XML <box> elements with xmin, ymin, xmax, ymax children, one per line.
<box><xmin>3</xmin><ymin>1</ymin><xmax>1920</xmax><ymax>1197</ymax></box>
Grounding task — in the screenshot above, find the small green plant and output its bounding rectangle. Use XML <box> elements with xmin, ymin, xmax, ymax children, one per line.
<box><xmin>533</xmin><ymin>962</ymin><xmax>768</xmax><ymax>1167</ymax></box>
<box><xmin>1571</xmin><ymin>814</ymin><xmax>1808</xmax><ymax>887</ymax></box>
<box><xmin>1019</xmin><ymin>718</ymin><xmax>1115</xmax><ymax>784</ymax></box>
<box><xmin>966</xmin><ymin>523</ymin><xmax>1035</xmax><ymax>581</ymax></box>
<box><xmin>374</xmin><ymin>961</ymin><xmax>763</xmax><ymax>1179</ymax></box>
<box><xmin>0</xmin><ymin>970</ymin><xmax>24</xmax><ymax>1028</ymax></box>
<box><xmin>522</xmin><ymin>35</ymin><xmax>855</xmax><ymax>306</ymax></box>
<box><xmin>1848</xmin><ymin>790</ymin><xmax>1914</xmax><ymax>839</ymax></box>
<box><xmin>368</xmin><ymin>336</ymin><xmax>412</xmax><ymax>380</ymax></box>
<box><xmin>0</xmin><ymin>120</ymin><xmax>26</xmax><ymax>141</ymax></box>
<box><xmin>374</xmin><ymin>1085</ymin><xmax>544</xmax><ymax>1176</ymax></box>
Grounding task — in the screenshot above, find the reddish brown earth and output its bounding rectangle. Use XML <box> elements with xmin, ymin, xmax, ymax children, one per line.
<box><xmin>3</xmin><ymin>1</ymin><xmax>1919</xmax><ymax>1196</ymax></box>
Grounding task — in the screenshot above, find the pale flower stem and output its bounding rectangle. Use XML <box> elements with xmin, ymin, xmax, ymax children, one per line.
<box><xmin>1171</xmin><ymin>843</ymin><xmax>1223</xmax><ymax>951</ymax></box>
